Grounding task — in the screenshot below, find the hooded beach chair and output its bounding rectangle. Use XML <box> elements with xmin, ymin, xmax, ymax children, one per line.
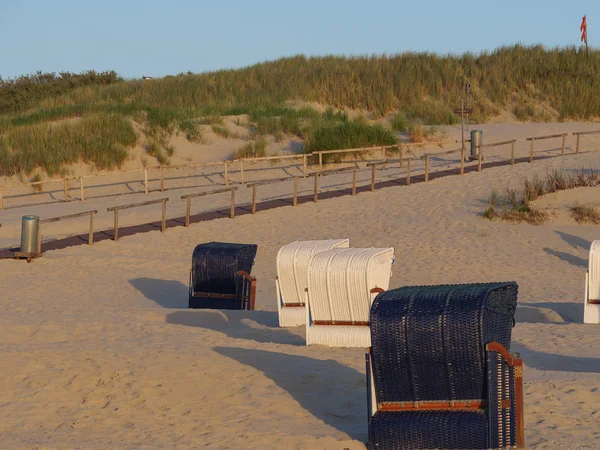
<box><xmin>305</xmin><ymin>247</ymin><xmax>394</xmax><ymax>347</ymax></box>
<box><xmin>276</xmin><ymin>239</ymin><xmax>350</xmax><ymax>327</ymax></box>
<box><xmin>366</xmin><ymin>282</ymin><xmax>524</xmax><ymax>449</ymax></box>
<box><xmin>188</xmin><ymin>242</ymin><xmax>258</xmax><ymax>310</ymax></box>
<box><xmin>584</xmin><ymin>240</ymin><xmax>600</xmax><ymax>324</ymax></box>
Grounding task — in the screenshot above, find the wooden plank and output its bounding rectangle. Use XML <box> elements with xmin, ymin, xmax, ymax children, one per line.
<box><xmin>303</xmin><ymin>154</ymin><xmax>307</xmax><ymax>178</ymax></box>
<box><xmin>352</xmin><ymin>168</ymin><xmax>357</xmax><ymax>195</ymax></box>
<box><xmin>370</xmin><ymin>164</ymin><xmax>375</xmax><ymax>191</ymax></box>
<box><xmin>224</xmin><ymin>161</ymin><xmax>229</xmax><ymax>186</ymax></box>
<box><xmin>293</xmin><ymin>177</ymin><xmax>298</xmax><ymax>206</ymax></box>
<box><xmin>39</xmin><ymin>210</ymin><xmax>99</xmax><ymax>224</ymax></box>
<box><xmin>230</xmin><ymin>189</ymin><xmax>235</xmax><ymax>218</ymax></box>
<box><xmin>160</xmin><ymin>166</ymin><xmax>164</xmax><ymax>192</ymax></box>
<box><xmin>313</xmin><ymin>173</ymin><xmax>318</xmax><ymax>202</ymax></box>
<box><xmin>240</xmin><ymin>160</ymin><xmax>244</xmax><ymax>184</ymax></box>
<box><xmin>561</xmin><ymin>134</ymin><xmax>565</xmax><ymax>156</ymax></box>
<box><xmin>89</xmin><ymin>211</ymin><xmax>94</xmax><ymax>245</ymax></box>
<box><xmin>478</xmin><ymin>148</ymin><xmax>483</xmax><ymax>172</ymax></box>
<box><xmin>113</xmin><ymin>210</ymin><xmax>119</xmax><ymax>241</ymax></box>
<box><xmin>422</xmin><ymin>148</ymin><xmax>463</xmax><ymax>158</ymax></box>
<box><xmin>63</xmin><ymin>179</ymin><xmax>69</xmax><ymax>202</ymax></box>
<box><xmin>460</xmin><ymin>148</ymin><xmax>465</xmax><ymax>175</ymax></box>
<box><xmin>185</xmin><ymin>198</ymin><xmax>191</xmax><ymax>227</ymax></box>
<box><xmin>80</xmin><ymin>177</ymin><xmax>85</xmax><ymax>201</ymax></box>
<box><xmin>319</xmin><ymin>152</ymin><xmax>323</xmax><ymax>168</ymax></box>
<box><xmin>161</xmin><ymin>199</ymin><xmax>167</xmax><ymax>232</ymax></box>
<box><xmin>407</xmin><ymin>158</ymin><xmax>411</xmax><ymax>185</ymax></box>
<box><xmin>107</xmin><ymin>198</ymin><xmax>169</xmax><ymax>212</ymax></box>
<box><xmin>144</xmin><ymin>167</ymin><xmax>148</xmax><ymax>194</ymax></box>
<box><xmin>525</xmin><ymin>133</ymin><xmax>566</xmax><ymax>141</ymax></box>
<box><xmin>511</xmin><ymin>141</ymin><xmax>515</xmax><ymax>165</ymax></box>
<box><xmin>308</xmin><ymin>166</ymin><xmax>356</xmax><ymax>177</ymax></box>
<box><xmin>251</xmin><ymin>185</ymin><xmax>257</xmax><ymax>214</ymax></box>
<box><xmin>480</xmin><ymin>139</ymin><xmax>517</xmax><ymax>148</ymax></box>
<box><xmin>425</xmin><ymin>156</ymin><xmax>430</xmax><ymax>183</ymax></box>
<box><xmin>246</xmin><ymin>177</ymin><xmax>293</xmax><ymax>188</ymax></box>
<box><xmin>181</xmin><ymin>187</ymin><xmax>238</xmax><ymax>199</ymax></box>
<box><xmin>573</xmin><ymin>130</ymin><xmax>600</xmax><ymax>136</ymax></box>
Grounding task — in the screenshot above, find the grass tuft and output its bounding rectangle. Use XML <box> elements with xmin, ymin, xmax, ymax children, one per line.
<box><xmin>570</xmin><ymin>204</ymin><xmax>600</xmax><ymax>224</ymax></box>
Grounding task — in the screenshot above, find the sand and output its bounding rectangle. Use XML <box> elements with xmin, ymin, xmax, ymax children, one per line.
<box><xmin>1</xmin><ymin>122</ymin><xmax>600</xmax><ymax>449</ymax></box>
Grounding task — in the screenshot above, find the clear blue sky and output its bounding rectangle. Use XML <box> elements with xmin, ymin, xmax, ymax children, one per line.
<box><xmin>1</xmin><ymin>0</ymin><xmax>596</xmax><ymax>80</ymax></box>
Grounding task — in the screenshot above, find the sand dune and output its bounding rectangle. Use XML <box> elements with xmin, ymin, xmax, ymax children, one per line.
<box><xmin>1</xmin><ymin>122</ymin><xmax>600</xmax><ymax>449</ymax></box>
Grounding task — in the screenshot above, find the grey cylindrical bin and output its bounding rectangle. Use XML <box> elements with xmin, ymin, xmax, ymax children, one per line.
<box><xmin>470</xmin><ymin>130</ymin><xmax>483</xmax><ymax>160</ymax></box>
<box><xmin>21</xmin><ymin>215</ymin><xmax>39</xmax><ymax>254</ymax></box>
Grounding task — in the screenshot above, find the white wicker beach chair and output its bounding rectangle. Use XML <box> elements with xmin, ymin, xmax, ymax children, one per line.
<box><xmin>584</xmin><ymin>240</ymin><xmax>600</xmax><ymax>324</ymax></box>
<box><xmin>276</xmin><ymin>239</ymin><xmax>350</xmax><ymax>327</ymax></box>
<box><xmin>305</xmin><ymin>247</ymin><xmax>395</xmax><ymax>347</ymax></box>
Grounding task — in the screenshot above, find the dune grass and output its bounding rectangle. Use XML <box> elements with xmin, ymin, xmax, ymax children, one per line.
<box><xmin>2</xmin><ymin>45</ymin><xmax>600</xmax><ymax>176</ymax></box>
<box><xmin>483</xmin><ymin>169</ymin><xmax>600</xmax><ymax>224</ymax></box>
<box><xmin>570</xmin><ymin>204</ymin><xmax>600</xmax><ymax>224</ymax></box>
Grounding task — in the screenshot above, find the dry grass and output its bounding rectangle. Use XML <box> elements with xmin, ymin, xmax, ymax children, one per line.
<box><xmin>483</xmin><ymin>169</ymin><xmax>600</xmax><ymax>224</ymax></box>
<box><xmin>570</xmin><ymin>204</ymin><xmax>600</xmax><ymax>224</ymax></box>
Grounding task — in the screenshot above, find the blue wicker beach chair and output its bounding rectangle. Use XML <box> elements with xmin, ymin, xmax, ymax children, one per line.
<box><xmin>366</xmin><ymin>282</ymin><xmax>524</xmax><ymax>449</ymax></box>
<box><xmin>189</xmin><ymin>242</ymin><xmax>257</xmax><ymax>310</ymax></box>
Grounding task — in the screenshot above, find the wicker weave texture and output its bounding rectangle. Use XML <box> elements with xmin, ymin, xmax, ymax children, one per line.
<box><xmin>306</xmin><ymin>247</ymin><xmax>394</xmax><ymax>347</ymax></box>
<box><xmin>584</xmin><ymin>240</ymin><xmax>600</xmax><ymax>324</ymax></box>
<box><xmin>276</xmin><ymin>239</ymin><xmax>349</xmax><ymax>327</ymax></box>
<box><xmin>189</xmin><ymin>242</ymin><xmax>257</xmax><ymax>310</ymax></box>
<box><xmin>369</xmin><ymin>410</ymin><xmax>489</xmax><ymax>449</ymax></box>
<box><xmin>370</xmin><ymin>282</ymin><xmax>517</xmax><ymax>403</ymax></box>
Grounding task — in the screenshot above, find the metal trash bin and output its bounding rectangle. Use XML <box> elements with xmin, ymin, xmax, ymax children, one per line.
<box><xmin>21</xmin><ymin>215</ymin><xmax>39</xmax><ymax>254</ymax></box>
<box><xmin>470</xmin><ymin>130</ymin><xmax>483</xmax><ymax>161</ymax></box>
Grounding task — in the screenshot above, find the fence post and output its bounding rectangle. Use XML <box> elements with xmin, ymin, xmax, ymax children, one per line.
<box><xmin>303</xmin><ymin>154</ymin><xmax>307</xmax><ymax>178</ymax></box>
<box><xmin>224</xmin><ymin>162</ymin><xmax>229</xmax><ymax>186</ymax></box>
<box><xmin>478</xmin><ymin>148</ymin><xmax>483</xmax><ymax>172</ymax></box>
<box><xmin>319</xmin><ymin>152</ymin><xmax>323</xmax><ymax>168</ymax></box>
<box><xmin>89</xmin><ymin>211</ymin><xmax>94</xmax><ymax>245</ymax></box>
<box><xmin>313</xmin><ymin>173</ymin><xmax>318</xmax><ymax>202</ymax></box>
<box><xmin>576</xmin><ymin>134</ymin><xmax>580</xmax><ymax>153</ymax></box>
<box><xmin>144</xmin><ymin>167</ymin><xmax>149</xmax><ymax>194</ymax></box>
<box><xmin>230</xmin><ymin>189</ymin><xmax>235</xmax><ymax>218</ymax></box>
<box><xmin>37</xmin><ymin>225</ymin><xmax>42</xmax><ymax>254</ymax></box>
<box><xmin>161</xmin><ymin>199</ymin><xmax>167</xmax><ymax>232</ymax></box>
<box><xmin>561</xmin><ymin>134</ymin><xmax>566</xmax><ymax>156</ymax></box>
<box><xmin>252</xmin><ymin>185</ymin><xmax>257</xmax><ymax>214</ymax></box>
<box><xmin>529</xmin><ymin>139</ymin><xmax>534</xmax><ymax>163</ymax></box>
<box><xmin>399</xmin><ymin>144</ymin><xmax>403</xmax><ymax>168</ymax></box>
<box><xmin>511</xmin><ymin>141</ymin><xmax>515</xmax><ymax>165</ymax></box>
<box><xmin>160</xmin><ymin>166</ymin><xmax>165</xmax><ymax>192</ymax></box>
<box><xmin>425</xmin><ymin>156</ymin><xmax>430</xmax><ymax>183</ymax></box>
<box><xmin>63</xmin><ymin>179</ymin><xmax>69</xmax><ymax>202</ymax></box>
<box><xmin>370</xmin><ymin>164</ymin><xmax>375</xmax><ymax>191</ymax></box>
<box><xmin>352</xmin><ymin>168</ymin><xmax>357</xmax><ymax>195</ymax></box>
<box><xmin>460</xmin><ymin>148</ymin><xmax>465</xmax><ymax>175</ymax></box>
<box><xmin>113</xmin><ymin>210</ymin><xmax>119</xmax><ymax>241</ymax></box>
<box><xmin>407</xmin><ymin>158</ymin><xmax>411</xmax><ymax>185</ymax></box>
<box><xmin>185</xmin><ymin>197</ymin><xmax>191</xmax><ymax>227</ymax></box>
<box><xmin>240</xmin><ymin>160</ymin><xmax>245</xmax><ymax>184</ymax></box>
<box><xmin>293</xmin><ymin>177</ymin><xmax>298</xmax><ymax>206</ymax></box>
<box><xmin>80</xmin><ymin>177</ymin><xmax>85</xmax><ymax>201</ymax></box>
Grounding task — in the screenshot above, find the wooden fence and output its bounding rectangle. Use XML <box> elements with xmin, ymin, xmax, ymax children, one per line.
<box><xmin>107</xmin><ymin>198</ymin><xmax>169</xmax><ymax>241</ymax></box>
<box><xmin>181</xmin><ymin>187</ymin><xmax>237</xmax><ymax>226</ymax></box>
<box><xmin>37</xmin><ymin>209</ymin><xmax>98</xmax><ymax>253</ymax></box>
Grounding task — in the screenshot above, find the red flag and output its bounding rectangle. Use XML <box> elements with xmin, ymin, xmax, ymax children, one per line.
<box><xmin>581</xmin><ymin>15</ymin><xmax>588</xmax><ymax>43</ymax></box>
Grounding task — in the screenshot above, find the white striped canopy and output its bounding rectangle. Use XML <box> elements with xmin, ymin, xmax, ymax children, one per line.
<box><xmin>307</xmin><ymin>247</ymin><xmax>394</xmax><ymax>323</ymax></box>
<box><xmin>585</xmin><ymin>240</ymin><xmax>600</xmax><ymax>324</ymax></box>
<box><xmin>277</xmin><ymin>239</ymin><xmax>350</xmax><ymax>307</ymax></box>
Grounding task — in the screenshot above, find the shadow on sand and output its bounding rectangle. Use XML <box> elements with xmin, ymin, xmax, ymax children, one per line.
<box><xmin>543</xmin><ymin>248</ymin><xmax>587</xmax><ymax>268</ymax></box>
<box><xmin>214</xmin><ymin>346</ymin><xmax>367</xmax><ymax>441</ymax></box>
<box><xmin>513</xmin><ymin>342</ymin><xmax>600</xmax><ymax>374</ymax></box>
<box><xmin>129</xmin><ymin>277</ymin><xmax>189</xmax><ymax>308</ymax></box>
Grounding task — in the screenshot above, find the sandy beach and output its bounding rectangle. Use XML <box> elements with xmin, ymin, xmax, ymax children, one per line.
<box><xmin>1</xmin><ymin>122</ymin><xmax>600</xmax><ymax>449</ymax></box>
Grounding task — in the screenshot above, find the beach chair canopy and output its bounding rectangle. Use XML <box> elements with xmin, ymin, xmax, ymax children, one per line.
<box><xmin>585</xmin><ymin>240</ymin><xmax>600</xmax><ymax>323</ymax></box>
<box><xmin>307</xmin><ymin>247</ymin><xmax>394</xmax><ymax>326</ymax></box>
<box><xmin>189</xmin><ymin>242</ymin><xmax>258</xmax><ymax>310</ymax></box>
<box><xmin>367</xmin><ymin>282</ymin><xmax>524</xmax><ymax>449</ymax></box>
<box><xmin>277</xmin><ymin>239</ymin><xmax>349</xmax><ymax>307</ymax></box>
